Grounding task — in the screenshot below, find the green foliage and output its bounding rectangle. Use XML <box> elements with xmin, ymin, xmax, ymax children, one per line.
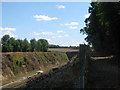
<box><xmin>1</xmin><ymin>35</ymin><xmax>49</xmax><ymax>52</ymax></box>
<box><xmin>80</xmin><ymin>2</ymin><xmax>120</xmax><ymax>56</ymax></box>
<box><xmin>22</xmin><ymin>38</ymin><xmax>30</xmax><ymax>52</ymax></box>
<box><xmin>37</xmin><ymin>39</ymin><xmax>49</xmax><ymax>52</ymax></box>
<box><xmin>30</xmin><ymin>39</ymin><xmax>37</xmax><ymax>52</ymax></box>
<box><xmin>11</xmin><ymin>53</ymin><xmax>24</xmax><ymax>65</ymax></box>
<box><xmin>17</xmin><ymin>39</ymin><xmax>24</xmax><ymax>52</ymax></box>
<box><xmin>1</xmin><ymin>35</ymin><xmax>11</xmax><ymax>52</ymax></box>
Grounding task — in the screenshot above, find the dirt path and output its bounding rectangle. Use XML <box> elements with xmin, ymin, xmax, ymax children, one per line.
<box><xmin>87</xmin><ymin>58</ymin><xmax>119</xmax><ymax>88</ymax></box>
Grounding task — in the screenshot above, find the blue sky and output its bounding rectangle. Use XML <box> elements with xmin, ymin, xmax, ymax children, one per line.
<box><xmin>1</xmin><ymin>2</ymin><xmax>90</xmax><ymax>46</ymax></box>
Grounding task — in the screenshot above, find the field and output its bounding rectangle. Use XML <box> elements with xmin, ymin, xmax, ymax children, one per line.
<box><xmin>48</xmin><ymin>48</ymin><xmax>79</xmax><ymax>52</ymax></box>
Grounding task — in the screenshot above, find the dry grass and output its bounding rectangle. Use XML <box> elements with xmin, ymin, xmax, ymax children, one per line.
<box><xmin>48</xmin><ymin>48</ymin><xmax>79</xmax><ymax>52</ymax></box>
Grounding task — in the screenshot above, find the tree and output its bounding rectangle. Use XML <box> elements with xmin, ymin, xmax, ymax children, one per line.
<box><xmin>36</xmin><ymin>39</ymin><xmax>41</xmax><ymax>52</ymax></box>
<box><xmin>22</xmin><ymin>38</ymin><xmax>30</xmax><ymax>52</ymax></box>
<box><xmin>1</xmin><ymin>35</ymin><xmax>49</xmax><ymax>52</ymax></box>
<box><xmin>1</xmin><ymin>35</ymin><xmax>10</xmax><ymax>44</ymax></box>
<box><xmin>80</xmin><ymin>2</ymin><xmax>120</xmax><ymax>56</ymax></box>
<box><xmin>17</xmin><ymin>39</ymin><xmax>24</xmax><ymax>52</ymax></box>
<box><xmin>30</xmin><ymin>39</ymin><xmax>37</xmax><ymax>52</ymax></box>
<box><xmin>9</xmin><ymin>37</ymin><xmax>16</xmax><ymax>52</ymax></box>
<box><xmin>40</xmin><ymin>39</ymin><xmax>49</xmax><ymax>52</ymax></box>
<box><xmin>37</xmin><ymin>39</ymin><xmax>49</xmax><ymax>52</ymax></box>
<box><xmin>1</xmin><ymin>35</ymin><xmax>10</xmax><ymax>52</ymax></box>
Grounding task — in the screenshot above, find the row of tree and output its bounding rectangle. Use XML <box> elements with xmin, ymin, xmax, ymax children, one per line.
<box><xmin>1</xmin><ymin>35</ymin><xmax>49</xmax><ymax>52</ymax></box>
<box><xmin>80</xmin><ymin>2</ymin><xmax>120</xmax><ymax>56</ymax></box>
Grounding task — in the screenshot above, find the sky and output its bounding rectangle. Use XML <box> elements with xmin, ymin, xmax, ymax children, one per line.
<box><xmin>0</xmin><ymin>2</ymin><xmax>90</xmax><ymax>46</ymax></box>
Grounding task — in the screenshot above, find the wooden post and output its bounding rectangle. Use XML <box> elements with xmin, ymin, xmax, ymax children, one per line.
<box><xmin>79</xmin><ymin>44</ymin><xmax>86</xmax><ymax>88</ymax></box>
<box><xmin>0</xmin><ymin>41</ymin><xmax>2</xmax><ymax>87</ymax></box>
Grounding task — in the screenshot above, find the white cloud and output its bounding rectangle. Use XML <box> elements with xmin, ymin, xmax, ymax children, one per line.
<box><xmin>56</xmin><ymin>5</ymin><xmax>66</xmax><ymax>8</ymax></box>
<box><xmin>33</xmin><ymin>32</ymin><xmax>40</xmax><ymax>36</ymax></box>
<box><xmin>33</xmin><ymin>15</ymin><xmax>58</xmax><ymax>21</ymax></box>
<box><xmin>0</xmin><ymin>27</ymin><xmax>16</xmax><ymax>31</ymax></box>
<box><xmin>56</xmin><ymin>30</ymin><xmax>65</xmax><ymax>33</ymax></box>
<box><xmin>42</xmin><ymin>32</ymin><xmax>54</xmax><ymax>35</ymax></box>
<box><xmin>63</xmin><ymin>22</ymin><xmax>79</xmax><ymax>26</ymax></box>
<box><xmin>69</xmin><ymin>26</ymin><xmax>78</xmax><ymax>29</ymax></box>
<box><xmin>85</xmin><ymin>13</ymin><xmax>90</xmax><ymax>18</ymax></box>
<box><xmin>0</xmin><ymin>27</ymin><xmax>17</xmax><ymax>38</ymax></box>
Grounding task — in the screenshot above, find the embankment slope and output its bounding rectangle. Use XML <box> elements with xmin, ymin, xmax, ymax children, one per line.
<box><xmin>2</xmin><ymin>52</ymin><xmax>69</xmax><ymax>82</ymax></box>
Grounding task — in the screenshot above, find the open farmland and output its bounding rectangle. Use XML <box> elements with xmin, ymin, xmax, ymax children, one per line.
<box><xmin>48</xmin><ymin>48</ymin><xmax>79</xmax><ymax>52</ymax></box>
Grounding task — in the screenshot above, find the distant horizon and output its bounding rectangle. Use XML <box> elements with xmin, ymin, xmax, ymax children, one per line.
<box><xmin>1</xmin><ymin>2</ymin><xmax>90</xmax><ymax>46</ymax></box>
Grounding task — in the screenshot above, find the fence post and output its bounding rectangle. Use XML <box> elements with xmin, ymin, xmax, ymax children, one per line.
<box><xmin>79</xmin><ymin>44</ymin><xmax>87</xmax><ymax>88</ymax></box>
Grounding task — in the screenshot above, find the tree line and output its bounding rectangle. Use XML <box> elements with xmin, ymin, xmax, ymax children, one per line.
<box><xmin>80</xmin><ymin>2</ymin><xmax>120</xmax><ymax>56</ymax></box>
<box><xmin>1</xmin><ymin>35</ymin><xmax>49</xmax><ymax>52</ymax></box>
